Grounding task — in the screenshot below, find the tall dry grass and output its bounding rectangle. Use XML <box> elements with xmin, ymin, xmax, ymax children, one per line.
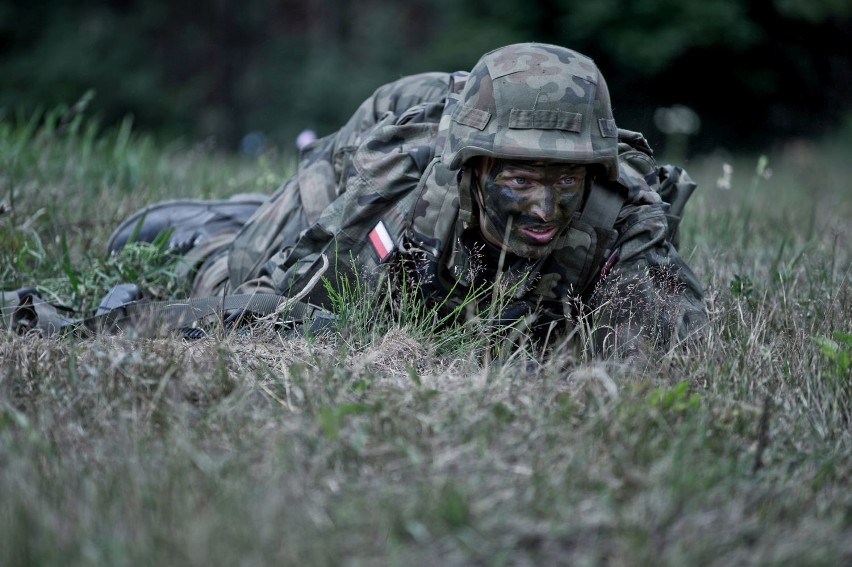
<box><xmin>1</xmin><ymin>106</ymin><xmax>850</xmax><ymax>565</ymax></box>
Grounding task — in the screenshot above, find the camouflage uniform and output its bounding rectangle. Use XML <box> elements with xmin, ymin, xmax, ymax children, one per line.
<box><xmin>178</xmin><ymin>44</ymin><xmax>708</xmax><ymax>354</ymax></box>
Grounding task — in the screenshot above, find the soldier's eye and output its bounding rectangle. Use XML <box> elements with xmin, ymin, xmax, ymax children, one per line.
<box><xmin>511</xmin><ymin>177</ymin><xmax>528</xmax><ymax>186</ymax></box>
<box><xmin>558</xmin><ymin>176</ymin><xmax>578</xmax><ymax>186</ymax></box>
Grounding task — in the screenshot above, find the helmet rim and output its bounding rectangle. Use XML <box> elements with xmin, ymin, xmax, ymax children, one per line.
<box><xmin>443</xmin><ymin>42</ymin><xmax>619</xmax><ymax>180</ymax></box>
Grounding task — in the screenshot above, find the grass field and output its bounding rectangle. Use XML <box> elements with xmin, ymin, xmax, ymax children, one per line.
<box><xmin>1</xmin><ymin>104</ymin><xmax>850</xmax><ymax>565</ymax></box>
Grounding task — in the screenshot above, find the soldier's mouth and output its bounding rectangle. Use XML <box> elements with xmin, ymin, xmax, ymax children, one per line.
<box><xmin>519</xmin><ymin>225</ymin><xmax>558</xmax><ymax>243</ymax></box>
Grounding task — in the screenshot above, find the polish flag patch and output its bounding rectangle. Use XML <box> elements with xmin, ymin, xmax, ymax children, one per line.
<box><xmin>368</xmin><ymin>221</ymin><xmax>395</xmax><ymax>262</ymax></box>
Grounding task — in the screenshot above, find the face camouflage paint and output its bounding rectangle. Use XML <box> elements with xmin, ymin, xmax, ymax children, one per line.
<box><xmin>475</xmin><ymin>160</ymin><xmax>587</xmax><ymax>258</ymax></box>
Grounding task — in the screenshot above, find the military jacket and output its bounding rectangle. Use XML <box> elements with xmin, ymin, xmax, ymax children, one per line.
<box><xmin>226</xmin><ymin>72</ymin><xmax>706</xmax><ymax>346</ymax></box>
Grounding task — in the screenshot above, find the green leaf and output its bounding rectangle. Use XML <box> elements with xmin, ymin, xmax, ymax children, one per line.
<box><xmin>318</xmin><ymin>403</ymin><xmax>373</xmax><ymax>440</ymax></box>
<box><xmin>647</xmin><ymin>380</ymin><xmax>698</xmax><ymax>413</ymax></box>
<box><xmin>491</xmin><ymin>402</ymin><xmax>516</xmax><ymax>423</ymax></box>
<box><xmin>440</xmin><ymin>483</ymin><xmax>469</xmax><ymax>528</ymax></box>
<box><xmin>831</xmin><ymin>332</ymin><xmax>852</xmax><ymax>346</ymax></box>
<box><xmin>406</xmin><ymin>364</ymin><xmax>422</xmax><ymax>386</ymax></box>
<box><xmin>730</xmin><ymin>274</ymin><xmax>753</xmax><ymax>298</ymax></box>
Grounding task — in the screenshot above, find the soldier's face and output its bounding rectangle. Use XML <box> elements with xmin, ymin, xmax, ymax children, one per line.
<box><xmin>475</xmin><ymin>160</ymin><xmax>587</xmax><ymax>258</ymax></box>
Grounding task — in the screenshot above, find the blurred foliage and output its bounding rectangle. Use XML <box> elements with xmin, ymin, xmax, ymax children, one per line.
<box><xmin>0</xmin><ymin>0</ymin><xmax>849</xmax><ymax>155</ymax></box>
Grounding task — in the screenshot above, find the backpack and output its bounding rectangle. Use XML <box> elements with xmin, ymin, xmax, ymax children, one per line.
<box><xmin>615</xmin><ymin>128</ymin><xmax>697</xmax><ymax>249</ymax></box>
<box><xmin>657</xmin><ymin>163</ymin><xmax>697</xmax><ymax>249</ymax></box>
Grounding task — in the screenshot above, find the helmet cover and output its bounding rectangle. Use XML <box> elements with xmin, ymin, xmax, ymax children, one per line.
<box><xmin>444</xmin><ymin>43</ymin><xmax>619</xmax><ymax>180</ymax></box>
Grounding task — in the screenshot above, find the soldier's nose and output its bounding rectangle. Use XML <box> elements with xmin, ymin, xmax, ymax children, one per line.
<box><xmin>529</xmin><ymin>187</ymin><xmax>557</xmax><ymax>222</ymax></box>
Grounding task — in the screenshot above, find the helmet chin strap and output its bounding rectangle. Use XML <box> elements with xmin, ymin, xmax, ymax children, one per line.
<box><xmin>580</xmin><ymin>167</ymin><xmax>597</xmax><ymax>210</ymax></box>
<box><xmin>456</xmin><ymin>167</ymin><xmax>476</xmax><ymax>226</ymax></box>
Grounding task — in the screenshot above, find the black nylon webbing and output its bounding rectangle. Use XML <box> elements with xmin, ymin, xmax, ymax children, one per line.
<box><xmin>580</xmin><ymin>183</ymin><xmax>625</xmax><ymax>230</ymax></box>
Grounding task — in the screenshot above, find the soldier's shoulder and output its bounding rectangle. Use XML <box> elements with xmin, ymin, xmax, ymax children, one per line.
<box><xmin>614</xmin><ymin>129</ymin><xmax>661</xmax><ymax>202</ymax></box>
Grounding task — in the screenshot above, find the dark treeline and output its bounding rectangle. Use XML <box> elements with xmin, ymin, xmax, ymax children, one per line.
<box><xmin>1</xmin><ymin>0</ymin><xmax>850</xmax><ymax>156</ymax></box>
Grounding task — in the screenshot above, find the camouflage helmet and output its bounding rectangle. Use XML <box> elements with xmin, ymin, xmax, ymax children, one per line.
<box><xmin>443</xmin><ymin>43</ymin><xmax>619</xmax><ymax>180</ymax></box>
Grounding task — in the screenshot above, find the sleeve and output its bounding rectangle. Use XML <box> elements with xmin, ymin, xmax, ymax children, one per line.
<box><xmin>229</xmin><ymin>74</ymin><xmax>452</xmax><ymax>299</ymax></box>
<box><xmin>235</xmin><ymin>110</ymin><xmax>442</xmax><ymax>307</ymax></box>
<box><xmin>587</xmin><ymin>151</ymin><xmax>708</xmax><ymax>359</ymax></box>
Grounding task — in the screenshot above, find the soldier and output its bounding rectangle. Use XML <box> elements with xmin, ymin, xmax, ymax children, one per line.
<box><xmin>94</xmin><ymin>43</ymin><xmax>712</xmax><ymax>355</ymax></box>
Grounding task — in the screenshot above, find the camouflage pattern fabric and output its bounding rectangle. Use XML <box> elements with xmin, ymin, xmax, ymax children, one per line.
<box><xmin>208</xmin><ymin>72</ymin><xmax>453</xmax><ymax>297</ymax></box>
<box><xmin>0</xmin><ymin>288</ymin><xmax>76</xmax><ymax>336</ymax></box>
<box><xmin>182</xmin><ymin>43</ymin><xmax>707</xmax><ymax>355</ymax></box>
<box><xmin>442</xmin><ymin>43</ymin><xmax>618</xmax><ymax>178</ymax></box>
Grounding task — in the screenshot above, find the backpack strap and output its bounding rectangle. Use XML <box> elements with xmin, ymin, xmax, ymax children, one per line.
<box><xmin>577</xmin><ymin>182</ymin><xmax>627</xmax><ymax>290</ymax></box>
<box><xmin>579</xmin><ymin>182</ymin><xmax>625</xmax><ymax>231</ymax></box>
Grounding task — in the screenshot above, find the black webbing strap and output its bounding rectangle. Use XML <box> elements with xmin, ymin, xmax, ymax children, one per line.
<box><xmin>457</xmin><ymin>168</ymin><xmax>475</xmax><ymax>225</ymax></box>
<box><xmin>552</xmin><ymin>181</ymin><xmax>626</xmax><ymax>252</ymax></box>
<box><xmin>579</xmin><ymin>182</ymin><xmax>625</xmax><ymax>230</ymax></box>
<box><xmin>70</xmin><ymin>293</ymin><xmax>324</xmax><ymax>338</ymax></box>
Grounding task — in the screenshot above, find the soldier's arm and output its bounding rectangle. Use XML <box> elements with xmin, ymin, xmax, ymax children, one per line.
<box><xmin>587</xmin><ymin>179</ymin><xmax>708</xmax><ymax>360</ymax></box>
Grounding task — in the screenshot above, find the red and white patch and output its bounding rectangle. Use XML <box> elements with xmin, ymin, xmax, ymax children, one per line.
<box><xmin>368</xmin><ymin>221</ymin><xmax>395</xmax><ymax>262</ymax></box>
